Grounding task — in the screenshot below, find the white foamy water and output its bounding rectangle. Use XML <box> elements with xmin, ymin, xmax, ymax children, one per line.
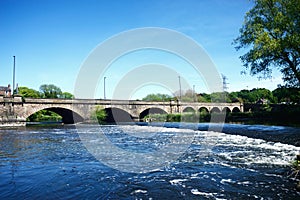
<box><xmin>79</xmin><ymin>124</ymin><xmax>300</xmax><ymax>168</ymax></box>
<box><xmin>192</xmin><ymin>130</ymin><xmax>300</xmax><ymax>166</ymax></box>
<box><xmin>106</xmin><ymin>125</ymin><xmax>300</xmax><ymax>167</ymax></box>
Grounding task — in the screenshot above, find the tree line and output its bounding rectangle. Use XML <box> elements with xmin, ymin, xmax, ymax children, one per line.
<box><xmin>142</xmin><ymin>86</ymin><xmax>300</xmax><ymax>104</ymax></box>
<box><xmin>17</xmin><ymin>83</ymin><xmax>300</xmax><ymax>105</ymax></box>
<box><xmin>18</xmin><ymin>84</ymin><xmax>74</xmax><ymax>99</ymax></box>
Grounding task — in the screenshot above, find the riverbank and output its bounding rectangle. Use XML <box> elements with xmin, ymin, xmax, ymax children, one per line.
<box><xmin>144</xmin><ymin>109</ymin><xmax>300</xmax><ymax>127</ymax></box>
<box><xmin>226</xmin><ymin>111</ymin><xmax>300</xmax><ymax>127</ymax></box>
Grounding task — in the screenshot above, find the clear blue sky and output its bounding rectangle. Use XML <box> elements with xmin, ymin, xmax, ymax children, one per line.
<box><xmin>0</xmin><ymin>0</ymin><xmax>283</xmax><ymax>99</ymax></box>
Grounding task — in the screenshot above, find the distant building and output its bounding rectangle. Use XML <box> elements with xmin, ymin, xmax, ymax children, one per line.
<box><xmin>0</xmin><ymin>86</ymin><xmax>6</xmax><ymax>95</ymax></box>
<box><xmin>0</xmin><ymin>84</ymin><xmax>12</xmax><ymax>97</ymax></box>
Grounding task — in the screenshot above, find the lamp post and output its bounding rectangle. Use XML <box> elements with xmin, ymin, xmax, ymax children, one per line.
<box><xmin>193</xmin><ymin>85</ymin><xmax>195</xmax><ymax>102</ymax></box>
<box><xmin>178</xmin><ymin>76</ymin><xmax>181</xmax><ymax>101</ymax></box>
<box><xmin>104</xmin><ymin>77</ymin><xmax>106</xmax><ymax>99</ymax></box>
<box><xmin>13</xmin><ymin>56</ymin><xmax>16</xmax><ymax>96</ymax></box>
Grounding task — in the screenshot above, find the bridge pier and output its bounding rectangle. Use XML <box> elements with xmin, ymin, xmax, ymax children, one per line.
<box><xmin>0</xmin><ymin>95</ymin><xmax>26</xmax><ymax>127</ymax></box>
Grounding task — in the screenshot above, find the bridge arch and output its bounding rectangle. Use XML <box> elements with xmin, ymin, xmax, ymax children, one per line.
<box><xmin>199</xmin><ymin>107</ymin><xmax>209</xmax><ymax>114</ymax></box>
<box><xmin>222</xmin><ymin>107</ymin><xmax>231</xmax><ymax>113</ymax></box>
<box><xmin>182</xmin><ymin>107</ymin><xmax>196</xmax><ymax>113</ymax></box>
<box><xmin>139</xmin><ymin>108</ymin><xmax>168</xmax><ymax>121</ymax></box>
<box><xmin>232</xmin><ymin>107</ymin><xmax>241</xmax><ymax>113</ymax></box>
<box><xmin>210</xmin><ymin>107</ymin><xmax>221</xmax><ymax>113</ymax></box>
<box><xmin>26</xmin><ymin>106</ymin><xmax>84</xmax><ymax>124</ymax></box>
<box><xmin>104</xmin><ymin>107</ymin><xmax>135</xmax><ymax>123</ymax></box>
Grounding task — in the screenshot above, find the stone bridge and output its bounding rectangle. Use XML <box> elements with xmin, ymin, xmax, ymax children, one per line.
<box><xmin>0</xmin><ymin>96</ymin><xmax>243</xmax><ymax>126</ymax></box>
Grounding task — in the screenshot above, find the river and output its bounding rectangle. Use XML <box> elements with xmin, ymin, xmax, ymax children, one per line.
<box><xmin>0</xmin><ymin>123</ymin><xmax>299</xmax><ymax>199</ymax></box>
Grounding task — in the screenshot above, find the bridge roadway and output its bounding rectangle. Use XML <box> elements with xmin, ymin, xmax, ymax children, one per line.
<box><xmin>0</xmin><ymin>95</ymin><xmax>243</xmax><ymax>126</ymax></box>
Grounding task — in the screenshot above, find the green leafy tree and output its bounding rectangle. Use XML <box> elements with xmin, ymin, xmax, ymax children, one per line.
<box><xmin>142</xmin><ymin>93</ymin><xmax>173</xmax><ymax>102</ymax></box>
<box><xmin>232</xmin><ymin>89</ymin><xmax>256</xmax><ymax>103</ymax></box>
<box><xmin>272</xmin><ymin>86</ymin><xmax>300</xmax><ymax>103</ymax></box>
<box><xmin>250</xmin><ymin>88</ymin><xmax>274</xmax><ymax>102</ymax></box>
<box><xmin>39</xmin><ymin>84</ymin><xmax>63</xmax><ymax>98</ymax></box>
<box><xmin>210</xmin><ymin>92</ymin><xmax>231</xmax><ymax>103</ymax></box>
<box><xmin>228</xmin><ymin>88</ymin><xmax>274</xmax><ymax>103</ymax></box>
<box><xmin>61</xmin><ymin>92</ymin><xmax>74</xmax><ymax>99</ymax></box>
<box><xmin>91</xmin><ymin>106</ymin><xmax>107</xmax><ymax>123</ymax></box>
<box><xmin>180</xmin><ymin>89</ymin><xmax>197</xmax><ymax>102</ymax></box>
<box><xmin>234</xmin><ymin>0</ymin><xmax>300</xmax><ymax>87</ymax></box>
<box><xmin>228</xmin><ymin>92</ymin><xmax>243</xmax><ymax>103</ymax></box>
<box><xmin>18</xmin><ymin>86</ymin><xmax>40</xmax><ymax>98</ymax></box>
<box><xmin>197</xmin><ymin>93</ymin><xmax>211</xmax><ymax>102</ymax></box>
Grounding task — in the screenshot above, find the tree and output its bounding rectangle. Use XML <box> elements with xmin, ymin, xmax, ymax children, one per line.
<box><xmin>232</xmin><ymin>89</ymin><xmax>256</xmax><ymax>103</ymax></box>
<box><xmin>197</xmin><ymin>93</ymin><xmax>211</xmax><ymax>102</ymax></box>
<box><xmin>39</xmin><ymin>84</ymin><xmax>63</xmax><ymax>98</ymax></box>
<box><xmin>234</xmin><ymin>0</ymin><xmax>300</xmax><ymax>87</ymax></box>
<box><xmin>228</xmin><ymin>88</ymin><xmax>274</xmax><ymax>103</ymax></box>
<box><xmin>91</xmin><ymin>106</ymin><xmax>107</xmax><ymax>123</ymax></box>
<box><xmin>228</xmin><ymin>92</ymin><xmax>243</xmax><ymax>103</ymax></box>
<box><xmin>142</xmin><ymin>93</ymin><xmax>173</xmax><ymax>102</ymax></box>
<box><xmin>250</xmin><ymin>88</ymin><xmax>274</xmax><ymax>102</ymax></box>
<box><xmin>181</xmin><ymin>89</ymin><xmax>197</xmax><ymax>102</ymax></box>
<box><xmin>61</xmin><ymin>92</ymin><xmax>74</xmax><ymax>99</ymax></box>
<box><xmin>18</xmin><ymin>86</ymin><xmax>41</xmax><ymax>98</ymax></box>
<box><xmin>272</xmin><ymin>86</ymin><xmax>300</xmax><ymax>103</ymax></box>
<box><xmin>210</xmin><ymin>92</ymin><xmax>231</xmax><ymax>103</ymax></box>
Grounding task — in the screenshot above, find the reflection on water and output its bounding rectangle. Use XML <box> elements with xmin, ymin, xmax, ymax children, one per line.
<box><xmin>0</xmin><ymin>124</ymin><xmax>299</xmax><ymax>199</ymax></box>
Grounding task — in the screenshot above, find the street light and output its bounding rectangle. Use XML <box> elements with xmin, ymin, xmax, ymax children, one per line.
<box><xmin>193</xmin><ymin>85</ymin><xmax>195</xmax><ymax>102</ymax></box>
<box><xmin>104</xmin><ymin>77</ymin><xmax>106</xmax><ymax>99</ymax></box>
<box><xmin>13</xmin><ymin>56</ymin><xmax>16</xmax><ymax>96</ymax></box>
<box><xmin>178</xmin><ymin>76</ymin><xmax>181</xmax><ymax>101</ymax></box>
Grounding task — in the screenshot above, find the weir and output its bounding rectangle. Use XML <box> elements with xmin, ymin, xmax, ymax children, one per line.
<box><xmin>0</xmin><ymin>96</ymin><xmax>243</xmax><ymax>127</ymax></box>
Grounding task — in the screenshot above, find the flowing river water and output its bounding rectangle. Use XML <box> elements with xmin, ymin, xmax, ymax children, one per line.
<box><xmin>0</xmin><ymin>123</ymin><xmax>299</xmax><ymax>199</ymax></box>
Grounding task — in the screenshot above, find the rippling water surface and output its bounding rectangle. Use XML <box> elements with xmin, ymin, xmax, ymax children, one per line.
<box><xmin>0</xmin><ymin>124</ymin><xmax>299</xmax><ymax>199</ymax></box>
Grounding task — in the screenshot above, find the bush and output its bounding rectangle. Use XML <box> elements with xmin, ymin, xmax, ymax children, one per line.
<box><xmin>28</xmin><ymin>110</ymin><xmax>62</xmax><ymax>122</ymax></box>
<box><xmin>144</xmin><ymin>112</ymin><xmax>212</xmax><ymax>123</ymax></box>
<box><xmin>91</xmin><ymin>106</ymin><xmax>107</xmax><ymax>123</ymax></box>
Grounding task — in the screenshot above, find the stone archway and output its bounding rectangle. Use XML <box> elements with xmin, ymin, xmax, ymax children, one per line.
<box><xmin>222</xmin><ymin>107</ymin><xmax>231</xmax><ymax>114</ymax></box>
<box><xmin>104</xmin><ymin>107</ymin><xmax>135</xmax><ymax>123</ymax></box>
<box><xmin>199</xmin><ymin>107</ymin><xmax>209</xmax><ymax>114</ymax></box>
<box><xmin>182</xmin><ymin>107</ymin><xmax>196</xmax><ymax>113</ymax></box>
<box><xmin>26</xmin><ymin>107</ymin><xmax>85</xmax><ymax>124</ymax></box>
<box><xmin>232</xmin><ymin>107</ymin><xmax>241</xmax><ymax>112</ymax></box>
<box><xmin>210</xmin><ymin>107</ymin><xmax>221</xmax><ymax>113</ymax></box>
<box><xmin>139</xmin><ymin>108</ymin><xmax>168</xmax><ymax>121</ymax></box>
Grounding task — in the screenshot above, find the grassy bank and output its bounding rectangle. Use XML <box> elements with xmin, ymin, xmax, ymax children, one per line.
<box><xmin>144</xmin><ymin>110</ymin><xmax>300</xmax><ymax>127</ymax></box>
<box><xmin>144</xmin><ymin>112</ymin><xmax>210</xmax><ymax>123</ymax></box>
